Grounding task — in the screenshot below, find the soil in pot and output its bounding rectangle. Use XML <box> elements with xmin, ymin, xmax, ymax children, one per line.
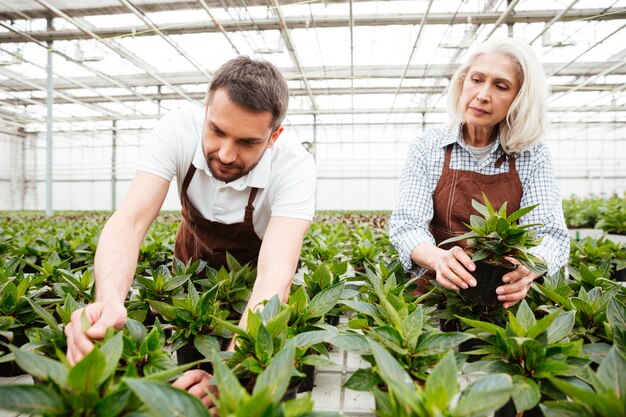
<box><xmin>461</xmin><ymin>259</ymin><xmax>516</xmax><ymax>305</ymax></box>
<box><xmin>176</xmin><ymin>344</ymin><xmax>213</xmax><ymax>373</ymax></box>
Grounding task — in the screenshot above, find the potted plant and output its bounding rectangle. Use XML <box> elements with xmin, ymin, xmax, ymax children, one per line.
<box><xmin>215</xmin><ymin>295</ymin><xmax>335</xmax><ymax>396</ymax></box>
<box><xmin>0</xmin><ymin>331</ymin><xmax>208</xmax><ymax>417</ymax></box>
<box><xmin>208</xmin><ymin>341</ymin><xmax>340</xmax><ymax>416</ymax></box>
<box><xmin>148</xmin><ymin>281</ymin><xmax>232</xmax><ymax>372</ymax></box>
<box><xmin>194</xmin><ymin>253</ymin><xmax>256</xmax><ymax>321</ymax></box>
<box><xmin>367</xmin><ymin>340</ymin><xmax>513</xmax><ymax>417</ymax></box>
<box><xmin>540</xmin><ymin>347</ymin><xmax>626</xmax><ymax>417</ymax></box>
<box><xmin>439</xmin><ymin>194</ymin><xmax>548</xmax><ymax>305</ymax></box>
<box><xmin>461</xmin><ymin>300</ymin><xmax>590</xmax><ymax>416</ymax></box>
<box><xmin>340</xmin><ymin>266</ymin><xmax>471</xmax><ymax>388</ymax></box>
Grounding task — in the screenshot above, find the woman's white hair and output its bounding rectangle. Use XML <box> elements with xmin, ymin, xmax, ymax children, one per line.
<box><xmin>446</xmin><ymin>38</ymin><xmax>549</xmax><ymax>154</ymax></box>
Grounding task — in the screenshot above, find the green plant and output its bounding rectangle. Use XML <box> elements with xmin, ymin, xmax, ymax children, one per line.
<box><xmin>127</xmin><ymin>261</ymin><xmax>194</xmax><ymax>323</ymax></box>
<box><xmin>147</xmin><ymin>281</ymin><xmax>231</xmax><ymax>352</ymax></box>
<box><xmin>595</xmin><ymin>193</ymin><xmax>626</xmax><ymax>234</ymax></box>
<box><xmin>291</xmin><ymin>261</ymin><xmax>354</xmax><ymax>321</ymax></box>
<box><xmin>216</xmin><ymin>296</ymin><xmax>334</xmax><ymax>391</ymax></box>
<box><xmin>194</xmin><ymin>253</ymin><xmax>256</xmax><ymax>320</ymax></box>
<box><xmin>341</xmin><ymin>266</ymin><xmax>471</xmax><ymax>386</ymax></box>
<box><xmin>208</xmin><ymin>341</ymin><xmax>339</xmax><ymax>417</ymax></box>
<box><xmin>368</xmin><ymin>341</ymin><xmax>513</xmax><ymax>417</ymax></box>
<box><xmin>0</xmin><ymin>331</ymin><xmax>207</xmax><ymax>417</ymax></box>
<box><xmin>562</xmin><ymin>195</ymin><xmax>604</xmax><ymax>229</ymax></box>
<box><xmin>533</xmin><ymin>276</ymin><xmax>619</xmax><ymax>345</ymax></box>
<box><xmin>462</xmin><ymin>300</ymin><xmax>590</xmax><ymax>414</ymax></box>
<box><xmin>540</xmin><ymin>347</ymin><xmax>626</xmax><ymax>417</ymax></box>
<box><xmin>439</xmin><ymin>193</ymin><xmax>547</xmax><ymax>274</ymax></box>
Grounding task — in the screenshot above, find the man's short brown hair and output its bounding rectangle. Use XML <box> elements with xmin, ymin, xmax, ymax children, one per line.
<box><xmin>207</xmin><ymin>56</ymin><xmax>289</xmax><ymax>130</ymax></box>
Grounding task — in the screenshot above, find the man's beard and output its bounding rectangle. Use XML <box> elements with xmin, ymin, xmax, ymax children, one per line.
<box><xmin>205</xmin><ymin>151</ymin><xmax>264</xmax><ymax>183</ymax></box>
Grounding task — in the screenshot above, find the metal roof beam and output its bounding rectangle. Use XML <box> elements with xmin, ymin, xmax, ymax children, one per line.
<box><xmin>1</xmin><ymin>9</ymin><xmax>623</xmax><ymax>43</ymax></box>
<box><xmin>1</xmin><ymin>62</ymin><xmax>623</xmax><ymax>92</ymax></box>
<box><xmin>3</xmin><ymin>83</ymin><xmax>621</xmax><ymax>106</ymax></box>
<box><xmin>34</xmin><ymin>0</ymin><xmax>198</xmax><ymax>105</ymax></box>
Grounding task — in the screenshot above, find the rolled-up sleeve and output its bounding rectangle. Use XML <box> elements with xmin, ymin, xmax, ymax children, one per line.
<box><xmin>390</xmin><ymin>140</ymin><xmax>437</xmax><ymax>276</ymax></box>
<box><xmin>519</xmin><ymin>144</ymin><xmax>570</xmax><ymax>276</ymax></box>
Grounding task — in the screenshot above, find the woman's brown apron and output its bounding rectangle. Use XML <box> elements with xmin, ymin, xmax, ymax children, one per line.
<box><xmin>418</xmin><ymin>144</ymin><xmax>523</xmax><ymax>287</ymax></box>
<box><xmin>173</xmin><ymin>165</ymin><xmax>263</xmax><ymax>269</ymax></box>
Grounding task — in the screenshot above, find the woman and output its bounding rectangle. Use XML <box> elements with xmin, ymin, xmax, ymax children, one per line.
<box><xmin>390</xmin><ymin>38</ymin><xmax>569</xmax><ymax>309</ymax></box>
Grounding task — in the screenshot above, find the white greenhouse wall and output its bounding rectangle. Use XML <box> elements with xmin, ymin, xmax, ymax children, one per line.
<box><xmin>1</xmin><ymin>118</ymin><xmax>625</xmax><ymax>212</ymax></box>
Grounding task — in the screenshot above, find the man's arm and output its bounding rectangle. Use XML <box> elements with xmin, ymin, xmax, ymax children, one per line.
<box><xmin>236</xmin><ymin>216</ymin><xmax>310</xmax><ymax>332</ymax></box>
<box><xmin>65</xmin><ymin>171</ymin><xmax>170</xmax><ymax>363</ymax></box>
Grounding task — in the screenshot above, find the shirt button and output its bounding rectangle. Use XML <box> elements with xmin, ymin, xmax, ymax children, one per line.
<box><xmin>219</xmin><ymin>188</ymin><xmax>226</xmax><ymax>193</ymax></box>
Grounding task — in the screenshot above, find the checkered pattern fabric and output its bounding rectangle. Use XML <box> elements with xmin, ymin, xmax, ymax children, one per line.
<box><xmin>390</xmin><ymin>125</ymin><xmax>570</xmax><ymax>277</ymax></box>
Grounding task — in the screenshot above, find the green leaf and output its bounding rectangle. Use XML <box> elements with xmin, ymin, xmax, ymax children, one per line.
<box><xmin>253</xmin><ymin>341</ymin><xmax>296</xmax><ymax>402</ymax></box>
<box><xmin>0</xmin><ymin>385</ymin><xmax>64</xmax><ymax>414</ymax></box>
<box><xmin>506</xmin><ymin>204</ymin><xmax>539</xmax><ymax>223</ymax></box>
<box><xmin>341</xmin><ymin>300</ymin><xmax>379</xmax><ymax>318</ymax></box>
<box><xmin>94</xmin><ymin>389</ymin><xmax>131</xmax><ymax>417</ymax></box>
<box><xmin>511</xmin><ymin>375</ymin><xmax>541</xmax><ymax>412</ymax></box>
<box><xmin>26</xmin><ymin>298</ymin><xmax>59</xmax><ymax>329</ymax></box>
<box><xmin>294</xmin><ymin>330</ymin><xmax>331</xmax><ymax>348</ymax></box>
<box><xmin>453</xmin><ymin>373</ymin><xmax>512</xmax><ymax>416</ymax></box>
<box><xmin>344</xmin><ymin>368</ymin><xmax>380</xmax><ymax>391</ymax></box>
<box><xmin>211</xmin><ymin>352</ymin><xmax>247</xmax><ymax>411</ymax></box>
<box><xmin>515</xmin><ymin>300</ymin><xmax>536</xmax><ymax>333</ymax></box>
<box><xmin>255</xmin><ymin>324</ymin><xmax>274</xmax><ymax>365</ymax></box>
<box><xmin>368</xmin><ymin>339</ymin><xmax>419</xmax><ymax>409</ymax></box>
<box><xmin>260</xmin><ymin>295</ymin><xmax>281</xmax><ymax>324</ymax></box>
<box><xmin>12</xmin><ymin>347</ymin><xmax>68</xmax><ymax>387</ymax></box>
<box><xmin>304</xmin><ymin>282</ymin><xmax>345</xmax><ymax>320</ymax></box>
<box><xmin>607</xmin><ymin>297</ymin><xmax>626</xmax><ymax>331</ymax></box>
<box><xmin>147</xmin><ymin>300</ymin><xmax>177</xmax><ymax>322</ymax></box>
<box><xmin>266</xmin><ymin>307</ymin><xmax>291</xmax><ymax>339</ymax></box>
<box><xmin>163</xmin><ymin>274</ymin><xmax>192</xmax><ymax>292</ymax></box>
<box><xmin>68</xmin><ymin>347</ymin><xmax>107</xmax><ymax>392</ymax></box>
<box><xmin>327</xmin><ymin>333</ymin><xmax>370</xmax><ymax>355</ymax></box>
<box><xmin>425</xmin><ymin>351</ymin><xmax>458</xmax><ymax>411</ymax></box>
<box><xmin>98</xmin><ymin>331</ymin><xmax>124</xmax><ymax>385</ymax></box>
<box><xmin>458</xmin><ymin>316</ymin><xmax>504</xmax><ymax>335</ymax></box>
<box><xmin>194</xmin><ymin>334</ymin><xmax>220</xmax><ymax>358</ymax></box>
<box><xmin>414</xmin><ymin>332</ymin><xmax>474</xmax><ymax>356</ymax></box>
<box><xmin>124</xmin><ymin>378</ymin><xmax>211</xmax><ymax>417</ymax></box>
<box><xmin>597</xmin><ymin>347</ymin><xmax>626</xmax><ymax>398</ymax></box>
<box><xmin>546</xmin><ymin>311</ymin><xmax>575</xmax><ymax>344</ymax></box>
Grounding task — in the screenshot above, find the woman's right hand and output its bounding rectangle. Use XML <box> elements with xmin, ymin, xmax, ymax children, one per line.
<box><xmin>64</xmin><ymin>301</ymin><xmax>127</xmax><ymax>364</ymax></box>
<box><xmin>434</xmin><ymin>246</ymin><xmax>477</xmax><ymax>290</ymax></box>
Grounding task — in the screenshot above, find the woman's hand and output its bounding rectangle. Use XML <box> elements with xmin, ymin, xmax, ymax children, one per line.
<box><xmin>434</xmin><ymin>246</ymin><xmax>477</xmax><ymax>291</ymax></box>
<box><xmin>496</xmin><ymin>257</ymin><xmax>544</xmax><ymax>308</ymax></box>
<box><xmin>172</xmin><ymin>369</ymin><xmax>215</xmax><ymax>408</ymax></box>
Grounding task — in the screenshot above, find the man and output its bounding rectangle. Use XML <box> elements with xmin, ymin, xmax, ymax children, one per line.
<box><xmin>64</xmin><ymin>57</ymin><xmax>316</xmax><ymax>404</ymax></box>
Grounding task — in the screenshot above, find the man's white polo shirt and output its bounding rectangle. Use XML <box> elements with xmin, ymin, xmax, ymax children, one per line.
<box><xmin>137</xmin><ymin>105</ymin><xmax>316</xmax><ymax>238</ymax></box>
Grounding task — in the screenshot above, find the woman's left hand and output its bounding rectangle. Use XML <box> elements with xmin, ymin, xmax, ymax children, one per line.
<box><xmin>496</xmin><ymin>257</ymin><xmax>544</xmax><ymax>308</ymax></box>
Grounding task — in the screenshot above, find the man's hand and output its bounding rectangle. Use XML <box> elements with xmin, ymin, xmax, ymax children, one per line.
<box><xmin>64</xmin><ymin>301</ymin><xmax>127</xmax><ymax>364</ymax></box>
<box><xmin>496</xmin><ymin>257</ymin><xmax>544</xmax><ymax>308</ymax></box>
<box><xmin>172</xmin><ymin>369</ymin><xmax>215</xmax><ymax>408</ymax></box>
<box><xmin>434</xmin><ymin>246</ymin><xmax>477</xmax><ymax>291</ymax></box>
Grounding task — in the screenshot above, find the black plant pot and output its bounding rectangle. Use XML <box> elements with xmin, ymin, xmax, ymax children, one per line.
<box><xmin>0</xmin><ymin>332</ymin><xmax>29</xmax><ymax>377</ymax></box>
<box><xmin>613</xmin><ymin>268</ymin><xmax>626</xmax><ymax>282</ymax></box>
<box><xmin>494</xmin><ymin>399</ymin><xmax>543</xmax><ymax>417</ymax></box>
<box><xmin>297</xmin><ymin>364</ymin><xmax>316</xmax><ymax>392</ymax></box>
<box><xmin>461</xmin><ymin>260</ymin><xmax>516</xmax><ymax>306</ymax></box>
<box><xmin>282</xmin><ymin>382</ymin><xmax>301</xmax><ymax>401</ymax></box>
<box><xmin>176</xmin><ymin>344</ymin><xmax>213</xmax><ymax>374</ymax></box>
<box><xmin>439</xmin><ymin>318</ymin><xmax>485</xmax><ymax>363</ymax></box>
<box><xmin>325</xmin><ymin>315</ymin><xmax>340</xmax><ymax>326</ymax></box>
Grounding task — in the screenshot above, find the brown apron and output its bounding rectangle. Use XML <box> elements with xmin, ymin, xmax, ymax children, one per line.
<box><xmin>418</xmin><ymin>143</ymin><xmax>523</xmax><ymax>288</ymax></box>
<box><xmin>173</xmin><ymin>164</ymin><xmax>263</xmax><ymax>269</ymax></box>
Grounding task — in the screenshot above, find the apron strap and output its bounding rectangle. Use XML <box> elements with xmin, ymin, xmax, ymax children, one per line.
<box><xmin>244</xmin><ymin>188</ymin><xmax>259</xmax><ymax>223</ymax></box>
